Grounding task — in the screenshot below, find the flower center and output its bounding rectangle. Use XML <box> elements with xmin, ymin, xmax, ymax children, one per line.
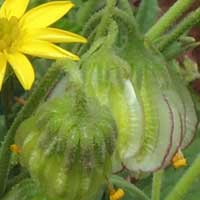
<box><xmin>0</xmin><ymin>16</ymin><xmax>20</xmax><ymax>51</ymax></box>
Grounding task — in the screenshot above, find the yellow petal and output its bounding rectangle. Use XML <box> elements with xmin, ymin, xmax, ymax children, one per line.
<box><xmin>6</xmin><ymin>52</ymin><xmax>34</xmax><ymax>90</ymax></box>
<box><xmin>19</xmin><ymin>40</ymin><xmax>79</xmax><ymax>60</ymax></box>
<box><xmin>30</xmin><ymin>28</ymin><xmax>87</xmax><ymax>44</ymax></box>
<box><xmin>0</xmin><ymin>54</ymin><xmax>7</xmax><ymax>90</ymax></box>
<box><xmin>0</xmin><ymin>0</ymin><xmax>29</xmax><ymax>19</ymax></box>
<box><xmin>19</xmin><ymin>1</ymin><xmax>74</xmax><ymax>29</ymax></box>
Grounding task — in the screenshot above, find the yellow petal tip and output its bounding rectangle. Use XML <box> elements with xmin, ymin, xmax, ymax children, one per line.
<box><xmin>77</xmin><ymin>36</ymin><xmax>88</xmax><ymax>44</ymax></box>
<box><xmin>81</xmin><ymin>37</ymin><xmax>88</xmax><ymax>43</ymax></box>
<box><xmin>24</xmin><ymin>78</ymin><xmax>34</xmax><ymax>90</ymax></box>
<box><xmin>72</xmin><ymin>55</ymin><xmax>80</xmax><ymax>61</ymax></box>
<box><xmin>71</xmin><ymin>2</ymin><xmax>75</xmax><ymax>8</ymax></box>
<box><xmin>66</xmin><ymin>1</ymin><xmax>75</xmax><ymax>10</ymax></box>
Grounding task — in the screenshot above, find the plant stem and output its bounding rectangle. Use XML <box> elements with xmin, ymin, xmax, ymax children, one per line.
<box><xmin>151</xmin><ymin>170</ymin><xmax>164</xmax><ymax>200</ymax></box>
<box><xmin>0</xmin><ymin>63</ymin><xmax>63</xmax><ymax>196</ymax></box>
<box><xmin>146</xmin><ymin>0</ymin><xmax>195</xmax><ymax>41</ymax></box>
<box><xmin>110</xmin><ymin>175</ymin><xmax>150</xmax><ymax>200</ymax></box>
<box><xmin>158</xmin><ymin>7</ymin><xmax>200</xmax><ymax>51</ymax></box>
<box><xmin>113</xmin><ymin>7</ymin><xmax>141</xmax><ymax>39</ymax></box>
<box><xmin>1</xmin><ymin>73</ymin><xmax>14</xmax><ymax>129</ymax></box>
<box><xmin>95</xmin><ymin>0</ymin><xmax>117</xmax><ymax>39</ymax></box>
<box><xmin>73</xmin><ymin>9</ymin><xmax>104</xmax><ymax>53</ymax></box>
<box><xmin>76</xmin><ymin>0</ymin><xmax>99</xmax><ymax>26</ymax></box>
<box><xmin>118</xmin><ymin>0</ymin><xmax>133</xmax><ymax>17</ymax></box>
<box><xmin>165</xmin><ymin>154</ymin><xmax>200</xmax><ymax>200</ymax></box>
<box><xmin>81</xmin><ymin>9</ymin><xmax>103</xmax><ymax>36</ymax></box>
<box><xmin>78</xmin><ymin>27</ymin><xmax>97</xmax><ymax>56</ymax></box>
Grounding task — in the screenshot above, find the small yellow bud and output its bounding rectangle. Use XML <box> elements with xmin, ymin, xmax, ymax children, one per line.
<box><xmin>172</xmin><ymin>150</ymin><xmax>187</xmax><ymax>169</ymax></box>
<box><xmin>173</xmin><ymin>158</ymin><xmax>187</xmax><ymax>169</ymax></box>
<box><xmin>10</xmin><ymin>144</ymin><xmax>22</xmax><ymax>154</ymax></box>
<box><xmin>110</xmin><ymin>188</ymin><xmax>125</xmax><ymax>200</ymax></box>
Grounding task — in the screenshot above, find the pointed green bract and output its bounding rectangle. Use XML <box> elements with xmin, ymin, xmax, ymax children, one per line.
<box><xmin>136</xmin><ymin>0</ymin><xmax>159</xmax><ymax>33</ymax></box>
<box><xmin>81</xmin><ymin>43</ymin><xmax>145</xmax><ymax>167</ymax></box>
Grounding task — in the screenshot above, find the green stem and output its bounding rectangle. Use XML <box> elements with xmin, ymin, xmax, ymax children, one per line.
<box><xmin>165</xmin><ymin>154</ymin><xmax>200</xmax><ymax>200</ymax></box>
<box><xmin>81</xmin><ymin>9</ymin><xmax>103</xmax><ymax>36</ymax></box>
<box><xmin>113</xmin><ymin>7</ymin><xmax>141</xmax><ymax>39</ymax></box>
<box><xmin>95</xmin><ymin>0</ymin><xmax>117</xmax><ymax>39</ymax></box>
<box><xmin>1</xmin><ymin>72</ymin><xmax>14</xmax><ymax>129</ymax></box>
<box><xmin>110</xmin><ymin>175</ymin><xmax>150</xmax><ymax>200</ymax></box>
<box><xmin>76</xmin><ymin>6</ymin><xmax>140</xmax><ymax>55</ymax></box>
<box><xmin>77</xmin><ymin>0</ymin><xmax>117</xmax><ymax>54</ymax></box>
<box><xmin>0</xmin><ymin>63</ymin><xmax>63</xmax><ymax>196</ymax></box>
<box><xmin>79</xmin><ymin>19</ymin><xmax>119</xmax><ymax>56</ymax></box>
<box><xmin>76</xmin><ymin>0</ymin><xmax>99</xmax><ymax>27</ymax></box>
<box><xmin>78</xmin><ymin>27</ymin><xmax>97</xmax><ymax>56</ymax></box>
<box><xmin>151</xmin><ymin>170</ymin><xmax>164</xmax><ymax>200</ymax></box>
<box><xmin>105</xmin><ymin>20</ymin><xmax>119</xmax><ymax>47</ymax></box>
<box><xmin>73</xmin><ymin>9</ymin><xmax>104</xmax><ymax>53</ymax></box>
<box><xmin>118</xmin><ymin>0</ymin><xmax>133</xmax><ymax>17</ymax></box>
<box><xmin>158</xmin><ymin>7</ymin><xmax>200</xmax><ymax>51</ymax></box>
<box><xmin>146</xmin><ymin>0</ymin><xmax>195</xmax><ymax>41</ymax></box>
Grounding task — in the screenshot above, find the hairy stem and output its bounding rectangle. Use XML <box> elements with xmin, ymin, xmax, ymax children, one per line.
<box><xmin>111</xmin><ymin>175</ymin><xmax>150</xmax><ymax>200</ymax></box>
<box><xmin>73</xmin><ymin>9</ymin><xmax>104</xmax><ymax>53</ymax></box>
<box><xmin>118</xmin><ymin>0</ymin><xmax>133</xmax><ymax>17</ymax></box>
<box><xmin>76</xmin><ymin>0</ymin><xmax>99</xmax><ymax>26</ymax></box>
<box><xmin>0</xmin><ymin>63</ymin><xmax>63</xmax><ymax>196</ymax></box>
<box><xmin>165</xmin><ymin>154</ymin><xmax>200</xmax><ymax>200</ymax></box>
<box><xmin>151</xmin><ymin>170</ymin><xmax>164</xmax><ymax>200</ymax></box>
<box><xmin>78</xmin><ymin>27</ymin><xmax>97</xmax><ymax>56</ymax></box>
<box><xmin>113</xmin><ymin>7</ymin><xmax>141</xmax><ymax>39</ymax></box>
<box><xmin>158</xmin><ymin>7</ymin><xmax>200</xmax><ymax>51</ymax></box>
<box><xmin>146</xmin><ymin>0</ymin><xmax>195</xmax><ymax>41</ymax></box>
<box><xmin>95</xmin><ymin>0</ymin><xmax>117</xmax><ymax>39</ymax></box>
<box><xmin>1</xmin><ymin>73</ymin><xmax>14</xmax><ymax>129</ymax></box>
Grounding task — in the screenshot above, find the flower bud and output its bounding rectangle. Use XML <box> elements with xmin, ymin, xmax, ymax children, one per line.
<box><xmin>81</xmin><ymin>44</ymin><xmax>144</xmax><ymax>171</ymax></box>
<box><xmin>15</xmin><ymin>78</ymin><xmax>117</xmax><ymax>200</ymax></box>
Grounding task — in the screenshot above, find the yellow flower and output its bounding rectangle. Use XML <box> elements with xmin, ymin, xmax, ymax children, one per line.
<box><xmin>0</xmin><ymin>0</ymin><xmax>87</xmax><ymax>90</ymax></box>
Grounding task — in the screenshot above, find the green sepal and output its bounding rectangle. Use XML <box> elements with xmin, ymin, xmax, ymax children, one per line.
<box><xmin>136</xmin><ymin>0</ymin><xmax>159</xmax><ymax>33</ymax></box>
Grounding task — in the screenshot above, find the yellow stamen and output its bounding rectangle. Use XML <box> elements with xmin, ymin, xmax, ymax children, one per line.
<box><xmin>110</xmin><ymin>188</ymin><xmax>125</xmax><ymax>200</ymax></box>
<box><xmin>10</xmin><ymin>144</ymin><xmax>22</xmax><ymax>154</ymax></box>
<box><xmin>172</xmin><ymin>150</ymin><xmax>187</xmax><ymax>168</ymax></box>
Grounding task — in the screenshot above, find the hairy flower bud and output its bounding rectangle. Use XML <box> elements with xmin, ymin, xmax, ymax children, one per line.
<box><xmin>81</xmin><ymin>43</ymin><xmax>144</xmax><ymax>172</ymax></box>
<box><xmin>15</xmin><ymin>79</ymin><xmax>117</xmax><ymax>200</ymax></box>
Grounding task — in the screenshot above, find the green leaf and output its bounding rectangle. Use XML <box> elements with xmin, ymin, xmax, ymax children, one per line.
<box><xmin>136</xmin><ymin>0</ymin><xmax>159</xmax><ymax>33</ymax></box>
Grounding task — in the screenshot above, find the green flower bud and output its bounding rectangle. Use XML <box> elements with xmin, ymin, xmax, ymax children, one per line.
<box><xmin>15</xmin><ymin>79</ymin><xmax>117</xmax><ymax>200</ymax></box>
<box><xmin>81</xmin><ymin>36</ymin><xmax>198</xmax><ymax>173</ymax></box>
<box><xmin>80</xmin><ymin>43</ymin><xmax>145</xmax><ymax>171</ymax></box>
<box><xmin>122</xmin><ymin>37</ymin><xmax>198</xmax><ymax>171</ymax></box>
